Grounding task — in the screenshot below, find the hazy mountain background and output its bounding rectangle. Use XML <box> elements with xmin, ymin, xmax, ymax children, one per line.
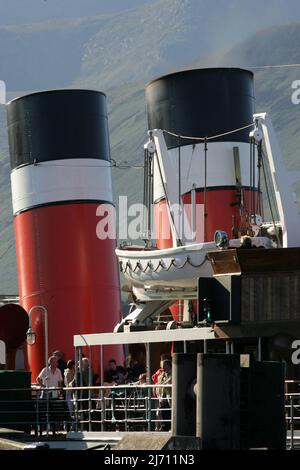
<box><xmin>0</xmin><ymin>0</ymin><xmax>154</xmax><ymax>25</ymax></box>
<box><xmin>0</xmin><ymin>0</ymin><xmax>300</xmax><ymax>293</ymax></box>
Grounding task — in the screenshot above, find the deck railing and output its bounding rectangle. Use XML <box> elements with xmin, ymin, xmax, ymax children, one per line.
<box><xmin>285</xmin><ymin>380</ymin><xmax>300</xmax><ymax>449</ymax></box>
<box><xmin>0</xmin><ymin>383</ymin><xmax>172</xmax><ymax>436</ymax></box>
<box><xmin>0</xmin><ymin>381</ymin><xmax>299</xmax><ymax>449</ymax></box>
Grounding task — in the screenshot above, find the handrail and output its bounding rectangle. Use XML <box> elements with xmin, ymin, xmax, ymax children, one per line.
<box><xmin>0</xmin><ymin>382</ymin><xmax>298</xmax><ymax>444</ymax></box>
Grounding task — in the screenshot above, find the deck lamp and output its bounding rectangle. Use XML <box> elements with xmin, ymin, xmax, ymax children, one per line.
<box><xmin>26</xmin><ymin>326</ymin><xmax>36</xmax><ymax>345</ymax></box>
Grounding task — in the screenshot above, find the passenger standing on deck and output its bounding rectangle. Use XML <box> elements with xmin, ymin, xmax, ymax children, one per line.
<box><xmin>100</xmin><ymin>359</ymin><xmax>126</xmax><ymax>402</ymax></box>
<box><xmin>36</xmin><ymin>355</ymin><xmax>63</xmax><ymax>399</ymax></box>
<box><xmin>64</xmin><ymin>359</ymin><xmax>75</xmax><ymax>414</ymax></box>
<box><xmin>105</xmin><ymin>359</ymin><xmax>126</xmax><ymax>385</ymax></box>
<box><xmin>52</xmin><ymin>350</ymin><xmax>67</xmax><ymax>378</ymax></box>
<box><xmin>155</xmin><ymin>359</ymin><xmax>172</xmax><ymax>431</ymax></box>
<box><xmin>152</xmin><ymin>355</ymin><xmax>171</xmax><ymax>385</ymax></box>
<box><xmin>126</xmin><ymin>355</ymin><xmax>146</xmax><ymax>383</ymax></box>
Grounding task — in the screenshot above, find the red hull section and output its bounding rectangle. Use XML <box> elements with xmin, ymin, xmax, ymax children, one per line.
<box><xmin>14</xmin><ymin>203</ymin><xmax>122</xmax><ymax>381</ymax></box>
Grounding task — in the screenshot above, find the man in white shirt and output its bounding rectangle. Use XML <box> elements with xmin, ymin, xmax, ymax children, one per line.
<box><xmin>37</xmin><ymin>355</ymin><xmax>63</xmax><ymax>399</ymax></box>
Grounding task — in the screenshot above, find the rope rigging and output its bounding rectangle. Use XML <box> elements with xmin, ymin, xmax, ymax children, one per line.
<box><xmin>29</xmin><ymin>158</ymin><xmax>144</xmax><ymax>170</ymax></box>
<box><xmin>120</xmin><ymin>254</ymin><xmax>208</xmax><ymax>274</ymax></box>
<box><xmin>162</xmin><ymin>122</ymin><xmax>255</xmax><ymax>142</ymax></box>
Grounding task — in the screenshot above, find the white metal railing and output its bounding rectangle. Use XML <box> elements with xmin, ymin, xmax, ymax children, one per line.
<box><xmin>285</xmin><ymin>380</ymin><xmax>300</xmax><ymax>450</ymax></box>
<box><xmin>72</xmin><ymin>383</ymin><xmax>172</xmax><ymax>433</ymax></box>
<box><xmin>0</xmin><ymin>383</ymin><xmax>172</xmax><ymax>436</ymax></box>
<box><xmin>0</xmin><ymin>381</ymin><xmax>299</xmax><ymax>447</ymax></box>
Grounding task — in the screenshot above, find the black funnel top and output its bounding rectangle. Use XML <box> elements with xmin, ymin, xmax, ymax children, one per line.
<box><xmin>7</xmin><ymin>89</ymin><xmax>110</xmax><ymax>170</ymax></box>
<box><xmin>146</xmin><ymin>68</ymin><xmax>255</xmax><ymax>148</ymax></box>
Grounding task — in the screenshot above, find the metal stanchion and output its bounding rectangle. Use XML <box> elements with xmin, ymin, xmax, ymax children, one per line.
<box><xmin>290</xmin><ymin>395</ymin><xmax>294</xmax><ymax>450</ymax></box>
<box><xmin>74</xmin><ymin>347</ymin><xmax>79</xmax><ymax>432</ymax></box>
<box><xmin>124</xmin><ymin>387</ymin><xmax>128</xmax><ymax>431</ymax></box>
<box><xmin>100</xmin><ymin>345</ymin><xmax>104</xmax><ymax>432</ymax></box>
<box><xmin>257</xmin><ymin>336</ymin><xmax>262</xmax><ymax>361</ymax></box>
<box><xmin>147</xmin><ymin>386</ymin><xmax>152</xmax><ymax>432</ymax></box>
<box><xmin>88</xmin><ymin>346</ymin><xmax>92</xmax><ymax>432</ymax></box>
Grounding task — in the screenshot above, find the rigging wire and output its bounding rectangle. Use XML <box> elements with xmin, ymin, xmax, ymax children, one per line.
<box><xmin>186</xmin><ymin>143</ymin><xmax>195</xmax><ymax>183</ymax></box>
<box><xmin>22</xmin><ymin>159</ymin><xmax>144</xmax><ymax>170</ymax></box>
<box><xmin>0</xmin><ymin>242</ymin><xmax>14</xmax><ymax>260</ymax></box>
<box><xmin>163</xmin><ymin>122</ymin><xmax>254</xmax><ymax>142</ymax></box>
<box><xmin>250</xmin><ymin>63</ymin><xmax>300</xmax><ymax>70</ymax></box>
<box><xmin>6</xmin><ymin>122</ymin><xmax>259</xmax><ymax>172</ymax></box>
<box><xmin>115</xmin><ymin>163</ymin><xmax>144</xmax><ymax>169</ymax></box>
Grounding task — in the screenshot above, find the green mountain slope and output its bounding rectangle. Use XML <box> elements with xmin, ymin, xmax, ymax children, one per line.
<box><xmin>109</xmin><ymin>22</ymin><xmax>300</xmax><ymax>220</ymax></box>
<box><xmin>0</xmin><ymin>0</ymin><xmax>153</xmax><ymax>26</ymax></box>
<box><xmin>1</xmin><ymin>20</ymin><xmax>300</xmax><ymax>293</ymax></box>
<box><xmin>0</xmin><ymin>92</ymin><xmax>21</xmax><ymax>293</ymax></box>
<box><xmin>212</xmin><ymin>23</ymin><xmax>300</xmax><ymax>173</ymax></box>
<box><xmin>2</xmin><ymin>0</ymin><xmax>300</xmax><ymax>91</ymax></box>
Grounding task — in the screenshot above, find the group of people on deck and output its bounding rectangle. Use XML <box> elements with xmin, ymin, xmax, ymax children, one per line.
<box><xmin>36</xmin><ymin>351</ymin><xmax>95</xmax><ymax>408</ymax></box>
<box><xmin>103</xmin><ymin>355</ymin><xmax>172</xmax><ymax>431</ymax></box>
<box><xmin>36</xmin><ymin>350</ymin><xmax>172</xmax><ymax>431</ymax></box>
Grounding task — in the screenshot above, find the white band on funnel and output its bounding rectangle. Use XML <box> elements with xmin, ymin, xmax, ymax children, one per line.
<box><xmin>11</xmin><ymin>158</ymin><xmax>113</xmax><ymax>215</ymax></box>
<box><xmin>153</xmin><ymin>141</ymin><xmax>254</xmax><ymax>202</ymax></box>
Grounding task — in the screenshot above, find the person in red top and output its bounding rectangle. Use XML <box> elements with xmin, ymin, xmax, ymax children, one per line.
<box><xmin>152</xmin><ymin>365</ymin><xmax>163</xmax><ymax>384</ymax></box>
<box><xmin>152</xmin><ymin>355</ymin><xmax>172</xmax><ymax>431</ymax></box>
<box><xmin>152</xmin><ymin>355</ymin><xmax>171</xmax><ymax>384</ymax></box>
<box><xmin>155</xmin><ymin>359</ymin><xmax>172</xmax><ymax>430</ymax></box>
